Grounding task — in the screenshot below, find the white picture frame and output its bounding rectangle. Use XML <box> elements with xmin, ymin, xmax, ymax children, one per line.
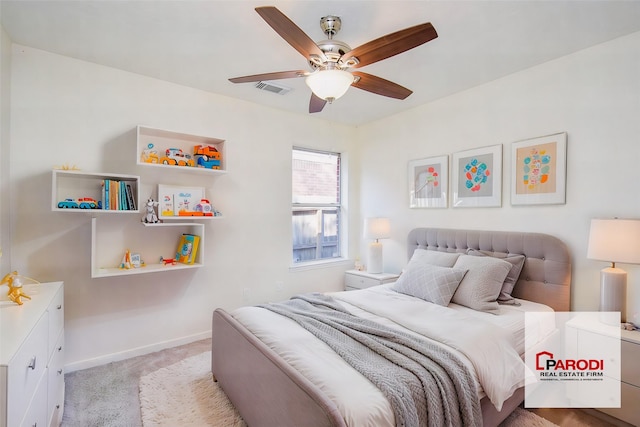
<box><xmin>511</xmin><ymin>132</ymin><xmax>567</xmax><ymax>205</ymax></box>
<box><xmin>452</xmin><ymin>144</ymin><xmax>502</xmax><ymax>208</ymax></box>
<box><xmin>157</xmin><ymin>184</ymin><xmax>205</xmax><ymax>219</ymax></box>
<box><xmin>408</xmin><ymin>155</ymin><xmax>448</xmax><ymax>208</ymax></box>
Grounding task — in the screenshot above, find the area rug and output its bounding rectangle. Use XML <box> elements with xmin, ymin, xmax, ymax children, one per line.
<box><xmin>139</xmin><ymin>351</ymin><xmax>246</xmax><ymax>426</ymax></box>
<box><xmin>139</xmin><ymin>351</ymin><xmax>557</xmax><ymax>427</ymax></box>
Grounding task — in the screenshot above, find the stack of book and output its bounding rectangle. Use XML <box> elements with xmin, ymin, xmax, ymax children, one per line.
<box><xmin>101</xmin><ymin>180</ymin><xmax>137</xmax><ymax>210</ymax></box>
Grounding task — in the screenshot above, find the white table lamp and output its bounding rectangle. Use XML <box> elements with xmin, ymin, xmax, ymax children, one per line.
<box><xmin>364</xmin><ymin>218</ymin><xmax>390</xmax><ymax>274</ymax></box>
<box><xmin>587</xmin><ymin>218</ymin><xmax>640</xmax><ymax>323</ymax></box>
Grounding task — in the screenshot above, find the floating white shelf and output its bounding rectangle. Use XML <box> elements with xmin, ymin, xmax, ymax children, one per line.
<box><xmin>91</xmin><ymin>218</ymin><xmax>205</xmax><ymax>278</ymax></box>
<box><xmin>51</xmin><ymin>169</ymin><xmax>140</xmax><ymax>213</ymax></box>
<box><xmin>137</xmin><ymin>125</ymin><xmax>227</xmax><ymax>174</ymax></box>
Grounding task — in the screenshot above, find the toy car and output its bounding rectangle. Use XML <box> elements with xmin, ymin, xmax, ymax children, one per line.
<box><xmin>196</xmin><ymin>156</ymin><xmax>221</xmax><ymax>169</ymax></box>
<box><xmin>78</xmin><ymin>197</ymin><xmax>99</xmax><ymax>209</ymax></box>
<box><xmin>141</xmin><ymin>150</ymin><xmax>159</xmax><ymax>164</ymax></box>
<box><xmin>195</xmin><ymin>199</ymin><xmax>213</xmax><ymax>216</ymax></box>
<box><xmin>194</xmin><ymin>145</ymin><xmax>221</xmax><ymax>160</ymax></box>
<box><xmin>58</xmin><ymin>198</ymin><xmax>79</xmax><ymax>209</ymax></box>
<box><xmin>159</xmin><ymin>148</ymin><xmax>194</xmax><ymax>167</ymax></box>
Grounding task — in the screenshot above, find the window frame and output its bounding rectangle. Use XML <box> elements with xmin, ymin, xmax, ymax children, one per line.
<box><xmin>291</xmin><ymin>146</ymin><xmax>345</xmax><ymax>267</ymax></box>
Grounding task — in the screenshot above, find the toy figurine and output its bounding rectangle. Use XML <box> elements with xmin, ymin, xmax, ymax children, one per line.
<box><xmin>142</xmin><ymin>197</ymin><xmax>160</xmax><ymax>223</ymax></box>
<box><xmin>1</xmin><ymin>271</ymin><xmax>32</xmax><ymax>305</ymax></box>
<box><xmin>160</xmin><ymin>256</ymin><xmax>176</xmax><ymax>265</ymax></box>
<box><xmin>120</xmin><ymin>250</ymin><xmax>133</xmax><ymax>269</ymax></box>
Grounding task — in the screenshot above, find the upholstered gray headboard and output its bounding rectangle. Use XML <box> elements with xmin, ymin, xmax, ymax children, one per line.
<box><xmin>407</xmin><ymin>228</ymin><xmax>572</xmax><ymax>311</ymax></box>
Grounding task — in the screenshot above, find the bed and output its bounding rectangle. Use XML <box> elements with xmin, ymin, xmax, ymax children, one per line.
<box><xmin>211</xmin><ymin>228</ymin><xmax>571</xmax><ymax>426</ymax></box>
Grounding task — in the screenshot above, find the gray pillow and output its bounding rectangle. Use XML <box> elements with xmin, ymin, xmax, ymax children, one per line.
<box><xmin>451</xmin><ymin>254</ymin><xmax>512</xmax><ymax>313</ymax></box>
<box><xmin>466</xmin><ymin>249</ymin><xmax>525</xmax><ymax>304</ymax></box>
<box><xmin>393</xmin><ymin>261</ymin><xmax>467</xmax><ymax>306</ymax></box>
<box><xmin>410</xmin><ymin>248</ymin><xmax>461</xmax><ymax>267</ymax></box>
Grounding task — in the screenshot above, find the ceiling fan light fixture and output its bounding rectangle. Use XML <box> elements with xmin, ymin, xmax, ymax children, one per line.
<box><xmin>305</xmin><ymin>69</ymin><xmax>354</xmax><ymax>103</ymax></box>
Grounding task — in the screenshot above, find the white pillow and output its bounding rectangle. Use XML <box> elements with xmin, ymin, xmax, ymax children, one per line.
<box><xmin>466</xmin><ymin>249</ymin><xmax>525</xmax><ymax>304</ymax></box>
<box><xmin>451</xmin><ymin>254</ymin><xmax>512</xmax><ymax>313</ymax></box>
<box><xmin>410</xmin><ymin>248</ymin><xmax>461</xmax><ymax>267</ymax></box>
<box><xmin>393</xmin><ymin>261</ymin><xmax>467</xmax><ymax>306</ymax></box>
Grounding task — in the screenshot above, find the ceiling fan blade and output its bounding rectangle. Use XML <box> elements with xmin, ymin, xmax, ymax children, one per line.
<box><xmin>309</xmin><ymin>93</ymin><xmax>327</xmax><ymax>113</ymax></box>
<box><xmin>255</xmin><ymin>6</ymin><xmax>327</xmax><ymax>62</ymax></box>
<box><xmin>341</xmin><ymin>22</ymin><xmax>437</xmax><ymax>69</ymax></box>
<box><xmin>229</xmin><ymin>70</ymin><xmax>308</xmax><ymax>84</ymax></box>
<box><xmin>351</xmin><ymin>72</ymin><xmax>413</xmax><ymax>99</ymax></box>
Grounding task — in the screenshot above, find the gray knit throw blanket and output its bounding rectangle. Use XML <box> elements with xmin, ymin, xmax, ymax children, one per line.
<box><xmin>260</xmin><ymin>293</ymin><xmax>482</xmax><ymax>427</ymax></box>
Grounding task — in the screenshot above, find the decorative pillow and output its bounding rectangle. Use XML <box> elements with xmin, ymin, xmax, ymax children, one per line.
<box><xmin>451</xmin><ymin>254</ymin><xmax>512</xmax><ymax>313</ymax></box>
<box><xmin>466</xmin><ymin>249</ymin><xmax>525</xmax><ymax>304</ymax></box>
<box><xmin>393</xmin><ymin>260</ymin><xmax>467</xmax><ymax>306</ymax></box>
<box><xmin>409</xmin><ymin>248</ymin><xmax>461</xmax><ymax>267</ymax></box>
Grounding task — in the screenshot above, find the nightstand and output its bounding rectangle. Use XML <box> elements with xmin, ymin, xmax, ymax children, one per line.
<box><xmin>595</xmin><ymin>328</ymin><xmax>640</xmax><ymax>426</ymax></box>
<box><xmin>344</xmin><ymin>270</ymin><xmax>399</xmax><ymax>291</ymax></box>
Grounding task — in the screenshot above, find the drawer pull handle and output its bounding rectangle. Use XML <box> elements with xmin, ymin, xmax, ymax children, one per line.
<box><xmin>57</xmin><ymin>369</ymin><xmax>63</xmax><ymax>375</ymax></box>
<box><xmin>58</xmin><ymin>346</ymin><xmax>63</xmax><ymax>352</ymax></box>
<box><xmin>28</xmin><ymin>357</ymin><xmax>37</xmax><ymax>370</ymax></box>
<box><xmin>57</xmin><ymin>304</ymin><xmax>62</xmax><ymax>310</ymax></box>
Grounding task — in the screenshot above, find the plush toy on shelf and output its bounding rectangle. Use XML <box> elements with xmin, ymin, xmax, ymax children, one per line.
<box><xmin>142</xmin><ymin>197</ymin><xmax>160</xmax><ymax>223</ymax></box>
<box><xmin>1</xmin><ymin>271</ymin><xmax>39</xmax><ymax>305</ymax></box>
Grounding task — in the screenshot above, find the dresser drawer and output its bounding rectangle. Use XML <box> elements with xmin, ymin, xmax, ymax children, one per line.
<box><xmin>345</xmin><ymin>274</ymin><xmax>379</xmax><ymax>290</ymax></box>
<box><xmin>47</xmin><ymin>287</ymin><xmax>64</xmax><ymax>357</ymax></box>
<box><xmin>597</xmin><ymin>381</ymin><xmax>640</xmax><ymax>427</ymax></box>
<box><xmin>47</xmin><ymin>332</ymin><xmax>65</xmax><ymax>426</ymax></box>
<box><xmin>621</xmin><ymin>339</ymin><xmax>639</xmax><ymax>388</ymax></box>
<box><xmin>577</xmin><ymin>330</ymin><xmax>621</xmax><ymax>380</ymax></box>
<box><xmin>6</xmin><ymin>313</ymin><xmax>48</xmax><ymax>427</ymax></box>
<box><xmin>20</xmin><ymin>372</ymin><xmax>47</xmax><ymax>427</ymax></box>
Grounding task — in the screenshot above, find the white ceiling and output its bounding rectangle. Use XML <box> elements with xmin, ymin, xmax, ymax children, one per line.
<box><xmin>2</xmin><ymin>0</ymin><xmax>640</xmax><ymax>126</ymax></box>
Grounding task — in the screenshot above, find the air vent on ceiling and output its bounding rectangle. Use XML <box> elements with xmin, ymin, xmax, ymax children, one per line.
<box><xmin>255</xmin><ymin>81</ymin><xmax>292</xmax><ymax>95</ymax></box>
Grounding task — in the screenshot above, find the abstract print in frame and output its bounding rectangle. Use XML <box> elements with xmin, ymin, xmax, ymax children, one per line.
<box><xmin>452</xmin><ymin>144</ymin><xmax>502</xmax><ymax>208</ymax></box>
<box><xmin>511</xmin><ymin>132</ymin><xmax>567</xmax><ymax>205</ymax></box>
<box><xmin>408</xmin><ymin>155</ymin><xmax>448</xmax><ymax>208</ymax></box>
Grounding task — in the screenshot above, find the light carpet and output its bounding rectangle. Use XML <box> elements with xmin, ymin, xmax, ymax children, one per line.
<box><xmin>139</xmin><ymin>351</ymin><xmax>557</xmax><ymax>427</ymax></box>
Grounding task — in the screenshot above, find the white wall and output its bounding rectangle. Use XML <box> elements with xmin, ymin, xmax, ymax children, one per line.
<box><xmin>8</xmin><ymin>45</ymin><xmax>358</xmax><ymax>369</ymax></box>
<box><xmin>0</xmin><ymin>24</ymin><xmax>11</xmax><ymax>273</ymax></box>
<box><xmin>356</xmin><ymin>31</ymin><xmax>640</xmax><ymax>320</ymax></box>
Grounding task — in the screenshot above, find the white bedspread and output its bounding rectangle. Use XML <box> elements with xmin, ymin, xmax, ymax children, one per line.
<box><xmin>231</xmin><ymin>285</ymin><xmax>549</xmax><ymax>427</ymax></box>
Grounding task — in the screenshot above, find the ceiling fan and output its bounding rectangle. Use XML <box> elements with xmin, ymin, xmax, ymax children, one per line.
<box><xmin>229</xmin><ymin>6</ymin><xmax>438</xmax><ymax>113</ymax></box>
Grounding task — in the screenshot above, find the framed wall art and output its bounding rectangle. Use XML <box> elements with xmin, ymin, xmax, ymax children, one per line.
<box><xmin>408</xmin><ymin>155</ymin><xmax>448</xmax><ymax>208</ymax></box>
<box><xmin>157</xmin><ymin>184</ymin><xmax>205</xmax><ymax>219</ymax></box>
<box><xmin>510</xmin><ymin>132</ymin><xmax>567</xmax><ymax>205</ymax></box>
<box><xmin>452</xmin><ymin>144</ymin><xmax>502</xmax><ymax>208</ymax></box>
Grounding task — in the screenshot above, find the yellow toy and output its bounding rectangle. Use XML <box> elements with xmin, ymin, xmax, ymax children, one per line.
<box><xmin>1</xmin><ymin>271</ymin><xmax>35</xmax><ymax>305</ymax></box>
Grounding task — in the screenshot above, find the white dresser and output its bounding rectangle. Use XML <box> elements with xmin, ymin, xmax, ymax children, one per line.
<box><xmin>0</xmin><ymin>281</ymin><xmax>64</xmax><ymax>427</ymax></box>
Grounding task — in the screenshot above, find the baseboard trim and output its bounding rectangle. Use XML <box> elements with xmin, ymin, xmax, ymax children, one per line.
<box><xmin>64</xmin><ymin>330</ymin><xmax>211</xmax><ymax>372</ymax></box>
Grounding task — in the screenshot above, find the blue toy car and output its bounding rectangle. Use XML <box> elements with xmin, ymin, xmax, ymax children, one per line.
<box><xmin>58</xmin><ymin>198</ymin><xmax>79</xmax><ymax>209</ymax></box>
<box><xmin>196</xmin><ymin>156</ymin><xmax>221</xmax><ymax>169</ymax></box>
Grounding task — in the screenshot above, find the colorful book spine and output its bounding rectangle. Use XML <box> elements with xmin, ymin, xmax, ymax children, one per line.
<box><xmin>126</xmin><ymin>184</ymin><xmax>136</xmax><ymax>210</ymax></box>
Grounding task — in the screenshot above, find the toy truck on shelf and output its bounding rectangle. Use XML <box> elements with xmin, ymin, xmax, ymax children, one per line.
<box><xmin>193</xmin><ymin>145</ymin><xmax>221</xmax><ymax>169</ymax></box>
<box><xmin>159</xmin><ymin>148</ymin><xmax>194</xmax><ymax>167</ymax></box>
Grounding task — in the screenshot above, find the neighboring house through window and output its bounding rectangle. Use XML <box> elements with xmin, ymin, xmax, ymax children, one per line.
<box><xmin>292</xmin><ymin>147</ymin><xmax>342</xmax><ymax>264</ymax></box>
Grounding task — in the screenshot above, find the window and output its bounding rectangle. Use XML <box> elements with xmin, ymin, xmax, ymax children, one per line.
<box><xmin>292</xmin><ymin>147</ymin><xmax>342</xmax><ymax>264</ymax></box>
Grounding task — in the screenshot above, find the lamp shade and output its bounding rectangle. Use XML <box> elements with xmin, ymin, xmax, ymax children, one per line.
<box><xmin>305</xmin><ymin>69</ymin><xmax>354</xmax><ymax>102</ymax></box>
<box><xmin>587</xmin><ymin>218</ymin><xmax>640</xmax><ymax>264</ymax></box>
<box><xmin>364</xmin><ymin>217</ymin><xmax>391</xmax><ymax>240</ymax></box>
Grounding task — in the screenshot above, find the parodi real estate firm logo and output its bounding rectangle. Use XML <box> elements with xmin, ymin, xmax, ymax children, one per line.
<box><xmin>535</xmin><ymin>350</ymin><xmax>604</xmax><ymax>379</ymax></box>
<box><xmin>524</xmin><ymin>311</ymin><xmax>621</xmax><ymax>408</ymax></box>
